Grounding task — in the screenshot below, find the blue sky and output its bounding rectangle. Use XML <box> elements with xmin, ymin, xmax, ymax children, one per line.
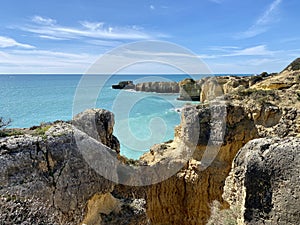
<box><xmin>0</xmin><ymin>0</ymin><xmax>299</xmax><ymax>74</ymax></box>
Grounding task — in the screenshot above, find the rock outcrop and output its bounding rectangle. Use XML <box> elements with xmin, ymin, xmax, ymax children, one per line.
<box><xmin>252</xmin><ymin>58</ymin><xmax>300</xmax><ymax>91</ymax></box>
<box><xmin>141</xmin><ymin>103</ymin><xmax>259</xmax><ymax>225</ymax></box>
<box><xmin>178</xmin><ymin>78</ymin><xmax>201</xmax><ymax>101</ymax></box>
<box><xmin>73</xmin><ymin>108</ymin><xmax>120</xmax><ymax>153</ymax></box>
<box><xmin>0</xmin><ymin>122</ymin><xmax>116</xmax><ymax>224</ymax></box>
<box><xmin>223</xmin><ymin>137</ymin><xmax>300</xmax><ymax>225</ymax></box>
<box><xmin>112</xmin><ymin>81</ymin><xmax>135</xmax><ymax>89</ymax></box>
<box><xmin>135</xmin><ymin>81</ymin><xmax>179</xmax><ymax>93</ymax></box>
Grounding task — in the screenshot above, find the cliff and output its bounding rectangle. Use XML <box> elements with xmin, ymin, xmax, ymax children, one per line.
<box><xmin>135</xmin><ymin>81</ymin><xmax>179</xmax><ymax>93</ymax></box>
<box><xmin>1</xmin><ymin>59</ymin><xmax>300</xmax><ymax>225</ymax></box>
<box><xmin>0</xmin><ymin>109</ymin><xmax>146</xmax><ymax>225</ymax></box>
<box><xmin>140</xmin><ymin>103</ymin><xmax>259</xmax><ymax>225</ymax></box>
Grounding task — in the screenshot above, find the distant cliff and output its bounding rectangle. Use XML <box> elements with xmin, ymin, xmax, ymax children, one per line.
<box><xmin>135</xmin><ymin>81</ymin><xmax>179</xmax><ymax>93</ymax></box>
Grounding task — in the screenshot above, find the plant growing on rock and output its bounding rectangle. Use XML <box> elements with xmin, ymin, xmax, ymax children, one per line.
<box><xmin>0</xmin><ymin>117</ymin><xmax>11</xmax><ymax>129</ymax></box>
<box><xmin>0</xmin><ymin>117</ymin><xmax>12</xmax><ymax>137</ymax></box>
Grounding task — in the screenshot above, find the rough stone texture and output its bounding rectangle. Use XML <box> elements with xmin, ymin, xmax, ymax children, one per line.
<box><xmin>82</xmin><ymin>193</ymin><xmax>121</xmax><ymax>225</ymax></box>
<box><xmin>0</xmin><ymin>123</ymin><xmax>116</xmax><ymax>224</ymax></box>
<box><xmin>223</xmin><ymin>137</ymin><xmax>300</xmax><ymax>225</ymax></box>
<box><xmin>178</xmin><ymin>78</ymin><xmax>201</xmax><ymax>101</ymax></box>
<box><xmin>73</xmin><ymin>108</ymin><xmax>120</xmax><ymax>153</ymax></box>
<box><xmin>252</xmin><ymin>59</ymin><xmax>300</xmax><ymax>91</ymax></box>
<box><xmin>0</xmin><ymin>109</ymin><xmax>150</xmax><ymax>225</ymax></box>
<box><xmin>0</xmin><ymin>194</ymin><xmax>59</xmax><ymax>225</ymax></box>
<box><xmin>200</xmin><ymin>78</ymin><xmax>224</xmax><ymax>102</ymax></box>
<box><xmin>142</xmin><ymin>103</ymin><xmax>259</xmax><ymax>225</ymax></box>
<box><xmin>135</xmin><ymin>81</ymin><xmax>179</xmax><ymax>93</ymax></box>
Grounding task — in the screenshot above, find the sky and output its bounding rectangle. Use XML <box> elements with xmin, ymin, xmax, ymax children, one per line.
<box><xmin>0</xmin><ymin>0</ymin><xmax>299</xmax><ymax>74</ymax></box>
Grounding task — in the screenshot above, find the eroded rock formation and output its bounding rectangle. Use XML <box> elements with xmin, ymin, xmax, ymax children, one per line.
<box><xmin>141</xmin><ymin>103</ymin><xmax>259</xmax><ymax>225</ymax></box>
<box><xmin>178</xmin><ymin>78</ymin><xmax>201</xmax><ymax>100</ymax></box>
<box><xmin>0</xmin><ymin>122</ymin><xmax>116</xmax><ymax>224</ymax></box>
<box><xmin>223</xmin><ymin>137</ymin><xmax>300</xmax><ymax>225</ymax></box>
<box><xmin>135</xmin><ymin>81</ymin><xmax>179</xmax><ymax>93</ymax></box>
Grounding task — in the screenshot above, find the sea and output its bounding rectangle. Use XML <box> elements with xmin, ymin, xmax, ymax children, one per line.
<box><xmin>0</xmin><ymin>74</ymin><xmax>247</xmax><ymax>159</ymax></box>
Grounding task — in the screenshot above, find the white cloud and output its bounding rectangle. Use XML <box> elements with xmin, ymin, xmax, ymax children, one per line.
<box><xmin>87</xmin><ymin>39</ymin><xmax>122</xmax><ymax>47</ymax></box>
<box><xmin>20</xmin><ymin>17</ymin><xmax>162</xmax><ymax>42</ymax></box>
<box><xmin>80</xmin><ymin>21</ymin><xmax>104</xmax><ymax>30</ymax></box>
<box><xmin>199</xmin><ymin>45</ymin><xmax>275</xmax><ymax>59</ymax></box>
<box><xmin>150</xmin><ymin>5</ymin><xmax>155</xmax><ymax>10</ymax></box>
<box><xmin>237</xmin><ymin>0</ymin><xmax>282</xmax><ymax>39</ymax></box>
<box><xmin>0</xmin><ymin>36</ymin><xmax>35</xmax><ymax>49</ymax></box>
<box><xmin>39</xmin><ymin>35</ymin><xmax>68</xmax><ymax>40</ymax></box>
<box><xmin>226</xmin><ymin>45</ymin><xmax>274</xmax><ymax>56</ymax></box>
<box><xmin>32</xmin><ymin>15</ymin><xmax>56</xmax><ymax>25</ymax></box>
<box><xmin>0</xmin><ymin>49</ymin><xmax>97</xmax><ymax>73</ymax></box>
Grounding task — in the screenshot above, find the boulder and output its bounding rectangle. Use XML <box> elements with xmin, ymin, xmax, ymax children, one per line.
<box><xmin>223</xmin><ymin>137</ymin><xmax>300</xmax><ymax>225</ymax></box>
<box><xmin>178</xmin><ymin>78</ymin><xmax>201</xmax><ymax>101</ymax></box>
<box><xmin>0</xmin><ymin>122</ymin><xmax>116</xmax><ymax>224</ymax></box>
<box><xmin>72</xmin><ymin>108</ymin><xmax>120</xmax><ymax>153</ymax></box>
<box><xmin>112</xmin><ymin>81</ymin><xmax>135</xmax><ymax>89</ymax></box>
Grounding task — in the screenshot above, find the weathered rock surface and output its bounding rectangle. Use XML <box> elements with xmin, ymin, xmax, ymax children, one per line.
<box><xmin>142</xmin><ymin>103</ymin><xmax>259</xmax><ymax>225</ymax></box>
<box><xmin>0</xmin><ymin>123</ymin><xmax>116</xmax><ymax>224</ymax></box>
<box><xmin>223</xmin><ymin>137</ymin><xmax>300</xmax><ymax>225</ymax></box>
<box><xmin>178</xmin><ymin>78</ymin><xmax>201</xmax><ymax>100</ymax></box>
<box><xmin>73</xmin><ymin>108</ymin><xmax>120</xmax><ymax>153</ymax></box>
<box><xmin>0</xmin><ymin>108</ymin><xmax>150</xmax><ymax>225</ymax></box>
<box><xmin>135</xmin><ymin>81</ymin><xmax>179</xmax><ymax>93</ymax></box>
<box><xmin>252</xmin><ymin>58</ymin><xmax>300</xmax><ymax>91</ymax></box>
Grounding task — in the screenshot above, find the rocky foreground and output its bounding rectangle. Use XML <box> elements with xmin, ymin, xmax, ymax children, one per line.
<box><xmin>1</xmin><ymin>58</ymin><xmax>300</xmax><ymax>224</ymax></box>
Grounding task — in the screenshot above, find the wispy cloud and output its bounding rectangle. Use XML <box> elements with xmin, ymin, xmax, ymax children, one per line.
<box><xmin>0</xmin><ymin>49</ymin><xmax>97</xmax><ymax>73</ymax></box>
<box><xmin>80</xmin><ymin>21</ymin><xmax>104</xmax><ymax>30</ymax></box>
<box><xmin>237</xmin><ymin>0</ymin><xmax>282</xmax><ymax>39</ymax></box>
<box><xmin>150</xmin><ymin>5</ymin><xmax>155</xmax><ymax>10</ymax></box>
<box><xmin>200</xmin><ymin>45</ymin><xmax>276</xmax><ymax>59</ymax></box>
<box><xmin>225</xmin><ymin>45</ymin><xmax>274</xmax><ymax>56</ymax></box>
<box><xmin>20</xmin><ymin>15</ymin><xmax>162</xmax><ymax>42</ymax></box>
<box><xmin>32</xmin><ymin>15</ymin><xmax>56</xmax><ymax>25</ymax></box>
<box><xmin>38</xmin><ymin>35</ymin><xmax>67</xmax><ymax>40</ymax></box>
<box><xmin>0</xmin><ymin>36</ymin><xmax>35</xmax><ymax>49</ymax></box>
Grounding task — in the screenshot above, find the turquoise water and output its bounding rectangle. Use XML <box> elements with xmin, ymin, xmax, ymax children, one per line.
<box><xmin>0</xmin><ymin>74</ymin><xmax>196</xmax><ymax>158</ymax></box>
<box><xmin>0</xmin><ymin>74</ymin><xmax>247</xmax><ymax>159</ymax></box>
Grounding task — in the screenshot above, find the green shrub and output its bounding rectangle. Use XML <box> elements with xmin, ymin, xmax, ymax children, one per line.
<box><xmin>33</xmin><ymin>125</ymin><xmax>51</xmax><ymax>136</ymax></box>
<box><xmin>0</xmin><ymin>117</ymin><xmax>12</xmax><ymax>137</ymax></box>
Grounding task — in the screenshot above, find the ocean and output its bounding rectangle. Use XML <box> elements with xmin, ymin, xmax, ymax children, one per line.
<box><xmin>0</xmin><ymin>74</ymin><xmax>246</xmax><ymax>159</ymax></box>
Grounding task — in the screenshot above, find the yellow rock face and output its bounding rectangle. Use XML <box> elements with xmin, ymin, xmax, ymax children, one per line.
<box><xmin>82</xmin><ymin>193</ymin><xmax>121</xmax><ymax>225</ymax></box>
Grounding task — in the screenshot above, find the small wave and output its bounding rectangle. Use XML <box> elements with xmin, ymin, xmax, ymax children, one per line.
<box><xmin>124</xmin><ymin>89</ymin><xmax>137</xmax><ymax>92</ymax></box>
<box><xmin>168</xmin><ymin>107</ymin><xmax>182</xmax><ymax>113</ymax></box>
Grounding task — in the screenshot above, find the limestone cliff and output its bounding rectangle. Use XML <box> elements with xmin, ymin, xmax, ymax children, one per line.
<box><xmin>0</xmin><ymin>122</ymin><xmax>116</xmax><ymax>224</ymax></box>
<box><xmin>222</xmin><ymin>137</ymin><xmax>300</xmax><ymax>225</ymax></box>
<box><xmin>141</xmin><ymin>103</ymin><xmax>259</xmax><ymax>225</ymax></box>
<box><xmin>135</xmin><ymin>81</ymin><xmax>179</xmax><ymax>93</ymax></box>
